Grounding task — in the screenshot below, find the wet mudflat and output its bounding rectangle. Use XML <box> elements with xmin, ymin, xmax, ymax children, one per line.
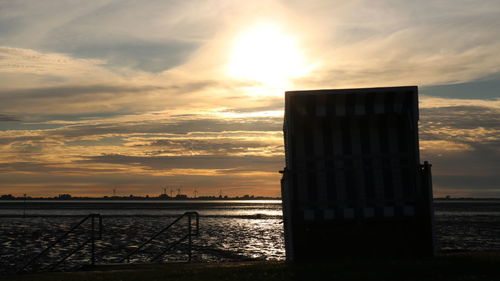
<box><xmin>4</xmin><ymin>253</ymin><xmax>500</xmax><ymax>281</ymax></box>
<box><xmin>1</xmin><ymin>200</ymin><xmax>500</xmax><ymax>275</ymax></box>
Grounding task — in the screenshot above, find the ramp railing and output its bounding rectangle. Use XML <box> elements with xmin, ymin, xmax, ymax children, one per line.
<box><xmin>18</xmin><ymin>213</ymin><xmax>102</xmax><ymax>273</ymax></box>
<box><xmin>121</xmin><ymin>211</ymin><xmax>199</xmax><ymax>263</ymax></box>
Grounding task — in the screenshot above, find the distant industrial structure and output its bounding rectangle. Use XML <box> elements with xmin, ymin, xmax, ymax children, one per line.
<box><xmin>281</xmin><ymin>86</ymin><xmax>434</xmax><ymax>260</ymax></box>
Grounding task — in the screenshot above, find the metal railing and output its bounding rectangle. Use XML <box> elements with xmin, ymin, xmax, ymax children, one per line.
<box><xmin>18</xmin><ymin>213</ymin><xmax>102</xmax><ymax>273</ymax></box>
<box><xmin>121</xmin><ymin>211</ymin><xmax>199</xmax><ymax>263</ymax></box>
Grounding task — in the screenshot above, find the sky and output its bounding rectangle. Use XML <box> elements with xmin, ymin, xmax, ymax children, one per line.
<box><xmin>0</xmin><ymin>0</ymin><xmax>499</xmax><ymax>198</ymax></box>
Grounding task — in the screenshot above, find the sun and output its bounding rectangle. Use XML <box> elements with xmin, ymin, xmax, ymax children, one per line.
<box><xmin>227</xmin><ymin>23</ymin><xmax>312</xmax><ymax>87</ymax></box>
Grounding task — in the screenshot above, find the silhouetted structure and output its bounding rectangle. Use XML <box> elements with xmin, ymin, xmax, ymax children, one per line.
<box><xmin>281</xmin><ymin>86</ymin><xmax>434</xmax><ymax>260</ymax></box>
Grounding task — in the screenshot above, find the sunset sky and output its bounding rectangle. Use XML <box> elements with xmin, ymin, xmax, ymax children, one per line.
<box><xmin>0</xmin><ymin>0</ymin><xmax>499</xmax><ymax>197</ymax></box>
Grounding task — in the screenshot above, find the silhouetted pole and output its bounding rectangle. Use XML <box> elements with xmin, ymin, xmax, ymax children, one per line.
<box><xmin>91</xmin><ymin>215</ymin><xmax>95</xmax><ymax>266</ymax></box>
<box><xmin>188</xmin><ymin>214</ymin><xmax>192</xmax><ymax>261</ymax></box>
<box><xmin>22</xmin><ymin>193</ymin><xmax>26</xmax><ymax>218</ymax></box>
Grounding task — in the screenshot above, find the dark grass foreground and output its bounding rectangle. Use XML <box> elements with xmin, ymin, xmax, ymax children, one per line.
<box><xmin>4</xmin><ymin>252</ymin><xmax>500</xmax><ymax>281</ymax></box>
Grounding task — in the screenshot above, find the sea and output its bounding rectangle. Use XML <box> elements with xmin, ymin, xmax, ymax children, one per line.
<box><xmin>1</xmin><ymin>199</ymin><xmax>500</xmax><ymax>274</ymax></box>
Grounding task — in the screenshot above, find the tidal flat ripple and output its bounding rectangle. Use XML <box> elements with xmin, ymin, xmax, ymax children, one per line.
<box><xmin>0</xmin><ymin>216</ymin><xmax>284</xmax><ymax>274</ymax></box>
<box><xmin>1</xmin><ymin>199</ymin><xmax>500</xmax><ymax>274</ymax></box>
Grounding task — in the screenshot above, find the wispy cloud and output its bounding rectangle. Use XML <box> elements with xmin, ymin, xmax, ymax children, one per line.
<box><xmin>0</xmin><ymin>114</ymin><xmax>20</xmax><ymax>122</ymax></box>
<box><xmin>0</xmin><ymin>0</ymin><xmax>499</xmax><ymax>196</ymax></box>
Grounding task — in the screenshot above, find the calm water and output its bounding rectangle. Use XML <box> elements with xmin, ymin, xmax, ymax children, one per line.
<box><xmin>1</xmin><ymin>199</ymin><xmax>499</xmax><ymax>274</ymax></box>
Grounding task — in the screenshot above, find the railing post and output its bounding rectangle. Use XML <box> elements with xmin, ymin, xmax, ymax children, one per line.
<box><xmin>188</xmin><ymin>214</ymin><xmax>192</xmax><ymax>262</ymax></box>
<box><xmin>121</xmin><ymin>212</ymin><xmax>199</xmax><ymax>264</ymax></box>
<box><xmin>195</xmin><ymin>213</ymin><xmax>199</xmax><ymax>235</ymax></box>
<box><xmin>99</xmin><ymin>215</ymin><xmax>103</xmax><ymax>240</ymax></box>
<box><xmin>91</xmin><ymin>215</ymin><xmax>95</xmax><ymax>266</ymax></box>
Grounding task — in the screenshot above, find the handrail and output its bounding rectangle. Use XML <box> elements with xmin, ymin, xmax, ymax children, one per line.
<box><xmin>121</xmin><ymin>211</ymin><xmax>199</xmax><ymax>263</ymax></box>
<box><xmin>48</xmin><ymin>237</ymin><xmax>92</xmax><ymax>271</ymax></box>
<box><xmin>152</xmin><ymin>234</ymin><xmax>189</xmax><ymax>262</ymax></box>
<box><xmin>19</xmin><ymin>213</ymin><xmax>102</xmax><ymax>273</ymax></box>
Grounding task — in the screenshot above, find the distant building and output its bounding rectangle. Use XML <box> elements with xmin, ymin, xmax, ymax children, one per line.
<box><xmin>0</xmin><ymin>194</ymin><xmax>14</xmax><ymax>200</ymax></box>
<box><xmin>57</xmin><ymin>194</ymin><xmax>72</xmax><ymax>199</ymax></box>
<box><xmin>281</xmin><ymin>86</ymin><xmax>434</xmax><ymax>260</ymax></box>
<box><xmin>158</xmin><ymin>194</ymin><xmax>170</xmax><ymax>199</ymax></box>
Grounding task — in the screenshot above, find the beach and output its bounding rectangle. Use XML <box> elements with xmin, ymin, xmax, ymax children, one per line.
<box><xmin>1</xmin><ymin>199</ymin><xmax>500</xmax><ymax>275</ymax></box>
<box><xmin>4</xmin><ymin>253</ymin><xmax>500</xmax><ymax>281</ymax></box>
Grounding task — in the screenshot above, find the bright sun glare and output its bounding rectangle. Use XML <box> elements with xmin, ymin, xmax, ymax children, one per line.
<box><xmin>227</xmin><ymin>23</ymin><xmax>312</xmax><ymax>88</ymax></box>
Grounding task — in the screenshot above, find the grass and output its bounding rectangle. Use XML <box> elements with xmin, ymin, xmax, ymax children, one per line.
<box><xmin>3</xmin><ymin>252</ymin><xmax>500</xmax><ymax>281</ymax></box>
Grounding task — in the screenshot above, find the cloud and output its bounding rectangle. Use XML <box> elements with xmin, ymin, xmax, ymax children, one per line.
<box><xmin>420</xmin><ymin>105</ymin><xmax>500</xmax><ymax>142</ymax></box>
<box><xmin>1</xmin><ymin>0</ymin><xmax>499</xmax><ymax>197</ymax></box>
<box><xmin>45</xmin><ymin>116</ymin><xmax>282</xmax><ymax>139</ymax></box>
<box><xmin>427</xmin><ymin>144</ymin><xmax>500</xmax><ymax>197</ymax></box>
<box><xmin>0</xmin><ymin>83</ymin><xmax>164</xmax><ymax>115</ymax></box>
<box><xmin>290</xmin><ymin>0</ymin><xmax>500</xmax><ymax>88</ymax></box>
<box><xmin>0</xmin><ymin>170</ymin><xmax>281</xmax><ymax>197</ymax></box>
<box><xmin>418</xmin><ymin>102</ymin><xmax>500</xmax><ymax>197</ymax></box>
<box><xmin>2</xmin><ymin>0</ymin><xmax>500</xmax><ymax>85</ymax></box>
<box><xmin>421</xmin><ymin>78</ymin><xmax>500</xmax><ymax>100</ymax></box>
<box><xmin>0</xmin><ymin>0</ymin><xmax>229</xmax><ymax>72</ymax></box>
<box><xmin>0</xmin><ymin>161</ymin><xmax>123</xmax><ymax>174</ymax></box>
<box><xmin>61</xmin><ymin>40</ymin><xmax>198</xmax><ymax>72</ymax></box>
<box><xmin>0</xmin><ymin>46</ymin><xmax>270</xmax><ymax>118</ymax></box>
<box><xmin>0</xmin><ymin>135</ymin><xmax>43</xmax><ymax>145</ymax></box>
<box><xmin>0</xmin><ymin>114</ymin><xmax>19</xmax><ymax>122</ymax></box>
<box><xmin>0</xmin><ymin>46</ymin><xmax>108</xmax><ymax>77</ymax></box>
<box><xmin>79</xmin><ymin>154</ymin><xmax>283</xmax><ymax>171</ymax></box>
<box><xmin>420</xmin><ymin>96</ymin><xmax>500</xmax><ymax>110</ymax></box>
<box><xmin>127</xmin><ymin>136</ymin><xmax>283</xmax><ymax>157</ymax></box>
<box><xmin>0</xmin><ymin>84</ymin><xmax>163</xmax><ymax>99</ymax></box>
<box><xmin>1</xmin><ymin>94</ymin><xmax>497</xmax><ymax>197</ymax></box>
<box><xmin>0</xmin><ymin>61</ymin><xmax>221</xmax><ymax>116</ymax></box>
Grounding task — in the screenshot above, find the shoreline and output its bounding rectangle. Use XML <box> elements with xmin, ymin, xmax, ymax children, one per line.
<box><xmin>4</xmin><ymin>252</ymin><xmax>500</xmax><ymax>281</ymax></box>
<box><xmin>2</xmin><ymin>200</ymin><xmax>499</xmax><ymax>277</ymax></box>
